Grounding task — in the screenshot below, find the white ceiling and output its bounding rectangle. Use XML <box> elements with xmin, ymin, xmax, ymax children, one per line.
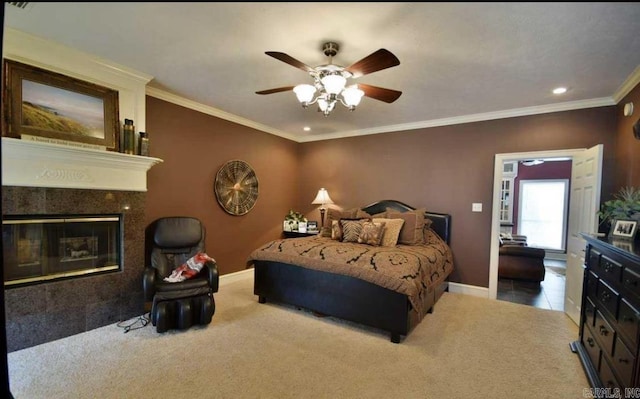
<box><xmin>5</xmin><ymin>2</ymin><xmax>640</xmax><ymax>142</ymax></box>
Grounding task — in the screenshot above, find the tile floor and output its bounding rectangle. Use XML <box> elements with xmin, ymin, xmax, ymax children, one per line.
<box><xmin>497</xmin><ymin>259</ymin><xmax>566</xmax><ymax>311</ymax></box>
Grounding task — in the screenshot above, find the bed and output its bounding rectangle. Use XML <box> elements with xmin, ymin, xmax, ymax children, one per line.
<box><xmin>247</xmin><ymin>200</ymin><xmax>453</xmax><ymax>343</ymax></box>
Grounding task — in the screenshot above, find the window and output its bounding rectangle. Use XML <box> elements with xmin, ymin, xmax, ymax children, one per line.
<box><xmin>517</xmin><ymin>179</ymin><xmax>569</xmax><ymax>251</ymax></box>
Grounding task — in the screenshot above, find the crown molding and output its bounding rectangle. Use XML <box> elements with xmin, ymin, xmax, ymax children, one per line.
<box><xmin>298</xmin><ymin>97</ymin><xmax>616</xmax><ymax>142</ymax></box>
<box><xmin>145</xmin><ymin>87</ymin><xmax>299</xmax><ymax>142</ymax></box>
<box><xmin>612</xmin><ymin>65</ymin><xmax>640</xmax><ymax>104</ymax></box>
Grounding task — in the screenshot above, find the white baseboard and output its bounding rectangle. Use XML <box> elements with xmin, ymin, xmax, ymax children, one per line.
<box><xmin>219</xmin><ymin>268</ymin><xmax>253</xmax><ymax>285</ymax></box>
<box><xmin>448</xmin><ymin>282</ymin><xmax>489</xmax><ymax>298</ymax></box>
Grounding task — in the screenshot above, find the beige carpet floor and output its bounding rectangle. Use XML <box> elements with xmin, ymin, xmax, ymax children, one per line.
<box><xmin>8</xmin><ymin>272</ymin><xmax>589</xmax><ymax>399</ymax></box>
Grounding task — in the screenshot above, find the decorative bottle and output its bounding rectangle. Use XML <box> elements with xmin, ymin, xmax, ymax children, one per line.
<box><xmin>138</xmin><ymin>132</ymin><xmax>150</xmax><ymax>156</ymax></box>
<box><xmin>123</xmin><ymin>119</ymin><xmax>135</xmax><ymax>155</ymax></box>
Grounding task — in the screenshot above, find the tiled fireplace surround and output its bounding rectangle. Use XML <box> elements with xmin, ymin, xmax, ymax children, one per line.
<box><xmin>3</xmin><ymin>186</ymin><xmax>146</xmax><ymax>352</ymax></box>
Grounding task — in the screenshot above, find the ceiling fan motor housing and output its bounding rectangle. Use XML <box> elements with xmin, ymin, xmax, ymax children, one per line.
<box><xmin>322</xmin><ymin>42</ymin><xmax>339</xmax><ymax>57</ymax></box>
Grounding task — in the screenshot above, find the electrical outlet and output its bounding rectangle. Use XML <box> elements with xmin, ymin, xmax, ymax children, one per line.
<box><xmin>472</xmin><ymin>203</ymin><xmax>483</xmax><ymax>212</ymax></box>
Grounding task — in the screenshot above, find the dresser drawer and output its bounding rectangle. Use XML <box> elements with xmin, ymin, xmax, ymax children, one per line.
<box><xmin>612</xmin><ymin>337</ymin><xmax>636</xmax><ymax>388</ymax></box>
<box><xmin>597</xmin><ymin>255</ymin><xmax>622</xmax><ymax>284</ymax></box>
<box><xmin>600</xmin><ymin>356</ymin><xmax>622</xmax><ymax>390</ymax></box>
<box><xmin>587</xmin><ymin>270</ymin><xmax>599</xmax><ymax>302</ymax></box>
<box><xmin>622</xmin><ymin>267</ymin><xmax>640</xmax><ymax>302</ymax></box>
<box><xmin>583</xmin><ymin>324</ymin><xmax>601</xmax><ymax>371</ymax></box>
<box><xmin>584</xmin><ymin>297</ymin><xmax>596</xmax><ymax>328</ymax></box>
<box><xmin>589</xmin><ymin>248</ymin><xmax>602</xmax><ymax>271</ymax></box>
<box><xmin>618</xmin><ymin>298</ymin><xmax>640</xmax><ymax>349</ymax></box>
<box><xmin>597</xmin><ymin>280</ymin><xmax>620</xmax><ymax>319</ymax></box>
<box><xmin>595</xmin><ymin>310</ymin><xmax>616</xmax><ymax>356</ymax></box>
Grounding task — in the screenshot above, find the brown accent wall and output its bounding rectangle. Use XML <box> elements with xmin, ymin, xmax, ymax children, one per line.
<box><xmin>615</xmin><ymin>83</ymin><xmax>640</xmax><ymax>190</ymax></box>
<box><xmin>298</xmin><ymin>108</ymin><xmax>617</xmax><ymax>287</ymax></box>
<box><xmin>144</xmin><ymin>96</ymin><xmax>620</xmax><ymax>288</ymax></box>
<box><xmin>144</xmin><ymin>97</ymin><xmax>299</xmax><ymax>275</ymax></box>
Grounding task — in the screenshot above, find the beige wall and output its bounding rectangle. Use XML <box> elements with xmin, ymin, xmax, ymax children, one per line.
<box><xmin>145</xmin><ymin>97</ymin><xmax>300</xmax><ymax>275</ymax></box>
<box><xmin>145</xmin><ymin>96</ymin><xmax>620</xmax><ymax>288</ymax></box>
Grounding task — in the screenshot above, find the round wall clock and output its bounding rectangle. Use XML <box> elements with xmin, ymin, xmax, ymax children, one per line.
<box><xmin>214</xmin><ymin>160</ymin><xmax>259</xmax><ymax>216</ymax></box>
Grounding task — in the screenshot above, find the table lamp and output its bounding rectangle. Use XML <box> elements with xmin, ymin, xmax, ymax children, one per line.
<box><xmin>311</xmin><ymin>188</ymin><xmax>334</xmax><ymax>227</ymax></box>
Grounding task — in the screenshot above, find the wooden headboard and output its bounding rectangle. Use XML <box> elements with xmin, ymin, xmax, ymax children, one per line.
<box><xmin>361</xmin><ymin>200</ymin><xmax>452</xmax><ymax>245</ymax></box>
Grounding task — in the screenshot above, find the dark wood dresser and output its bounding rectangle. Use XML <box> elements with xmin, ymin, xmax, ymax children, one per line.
<box><xmin>572</xmin><ymin>234</ymin><xmax>640</xmax><ymax>391</ymax></box>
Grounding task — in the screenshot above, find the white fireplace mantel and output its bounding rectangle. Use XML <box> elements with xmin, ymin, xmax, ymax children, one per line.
<box><xmin>2</xmin><ymin>137</ymin><xmax>163</xmax><ymax>192</ymax></box>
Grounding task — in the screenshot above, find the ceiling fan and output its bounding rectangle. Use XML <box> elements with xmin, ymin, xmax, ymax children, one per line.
<box><xmin>256</xmin><ymin>41</ymin><xmax>402</xmax><ymax>116</ymax></box>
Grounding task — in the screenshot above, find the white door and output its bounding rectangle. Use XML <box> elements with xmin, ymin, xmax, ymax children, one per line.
<box><xmin>565</xmin><ymin>144</ymin><xmax>603</xmax><ymax>324</ymax></box>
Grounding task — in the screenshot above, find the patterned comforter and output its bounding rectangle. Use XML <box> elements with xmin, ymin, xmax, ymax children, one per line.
<box><xmin>248</xmin><ymin>235</ymin><xmax>454</xmax><ymax>318</ymax></box>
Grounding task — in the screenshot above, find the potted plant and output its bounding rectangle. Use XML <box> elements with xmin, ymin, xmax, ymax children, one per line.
<box><xmin>597</xmin><ymin>186</ymin><xmax>640</xmax><ymax>231</ymax></box>
<box><xmin>284</xmin><ymin>209</ymin><xmax>307</xmax><ymax>232</ymax></box>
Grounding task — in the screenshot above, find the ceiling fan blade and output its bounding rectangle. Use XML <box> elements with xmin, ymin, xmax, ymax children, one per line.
<box><xmin>358</xmin><ymin>83</ymin><xmax>402</xmax><ymax>103</ymax></box>
<box><xmin>255</xmin><ymin>86</ymin><xmax>296</xmax><ymax>95</ymax></box>
<box><xmin>265</xmin><ymin>52</ymin><xmax>314</xmax><ymax>73</ymax></box>
<box><xmin>345</xmin><ymin>49</ymin><xmax>400</xmax><ymax>78</ymax></box>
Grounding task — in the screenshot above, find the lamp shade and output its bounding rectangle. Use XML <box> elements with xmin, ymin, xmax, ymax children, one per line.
<box><xmin>321</xmin><ymin>74</ymin><xmax>347</xmax><ymax>95</ymax></box>
<box><xmin>311</xmin><ymin>188</ymin><xmax>334</xmax><ymax>205</ymax></box>
<box><xmin>342</xmin><ymin>86</ymin><xmax>364</xmax><ymax>107</ymax></box>
<box><xmin>294</xmin><ymin>84</ymin><xmax>316</xmax><ymax>104</ymax></box>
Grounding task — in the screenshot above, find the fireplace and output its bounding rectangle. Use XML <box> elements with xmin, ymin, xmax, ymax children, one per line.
<box><xmin>3</xmin><ymin>215</ymin><xmax>122</xmax><ymax>286</ymax></box>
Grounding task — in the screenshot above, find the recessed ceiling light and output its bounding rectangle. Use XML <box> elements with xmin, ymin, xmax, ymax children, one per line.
<box><xmin>552</xmin><ymin>87</ymin><xmax>568</xmax><ymax>95</ymax></box>
<box><xmin>303</xmin><ymin>126</ymin><xmax>311</xmax><ymax>131</ymax></box>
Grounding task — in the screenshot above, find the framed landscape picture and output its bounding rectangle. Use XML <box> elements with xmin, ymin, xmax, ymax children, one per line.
<box><xmin>2</xmin><ymin>60</ymin><xmax>120</xmax><ymax>151</ymax></box>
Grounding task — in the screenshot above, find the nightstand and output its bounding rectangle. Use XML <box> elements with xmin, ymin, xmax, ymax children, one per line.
<box><xmin>282</xmin><ymin>230</ymin><xmax>319</xmax><ymax>239</ymax></box>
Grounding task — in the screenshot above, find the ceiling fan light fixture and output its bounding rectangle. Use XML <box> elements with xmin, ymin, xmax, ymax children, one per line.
<box><xmin>320</xmin><ymin>73</ymin><xmax>347</xmax><ymax>95</ymax></box>
<box><xmin>342</xmin><ymin>86</ymin><xmax>364</xmax><ymax>108</ymax></box>
<box><xmin>294</xmin><ymin>84</ymin><xmax>316</xmax><ymax>106</ymax></box>
<box><xmin>257</xmin><ymin>41</ymin><xmax>402</xmax><ymax>116</ymax></box>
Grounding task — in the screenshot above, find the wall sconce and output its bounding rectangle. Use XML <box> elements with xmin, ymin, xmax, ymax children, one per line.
<box><xmin>311</xmin><ymin>188</ymin><xmax>334</xmax><ymax>228</ymax></box>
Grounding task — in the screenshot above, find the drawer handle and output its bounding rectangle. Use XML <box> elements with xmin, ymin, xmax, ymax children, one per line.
<box><xmin>587</xmin><ymin>337</ymin><xmax>595</xmax><ymax>347</ymax></box>
<box><xmin>603</xmin><ymin>264</ymin><xmax>613</xmax><ymax>273</ymax></box>
<box><xmin>619</xmin><ymin>358</ymin><xmax>630</xmax><ymax>364</ymax></box>
<box><xmin>601</xmin><ymin>292</ymin><xmax>611</xmax><ymax>302</ymax></box>
<box><xmin>599</xmin><ymin>325</ymin><xmax>609</xmax><ymax>336</ymax></box>
<box><xmin>624</xmin><ymin>278</ymin><xmax>638</xmax><ymax>287</ymax></box>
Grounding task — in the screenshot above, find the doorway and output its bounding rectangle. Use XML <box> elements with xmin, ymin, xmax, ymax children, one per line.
<box><xmin>489</xmin><ymin>147</ymin><xmax>603</xmax><ymax>321</ymax></box>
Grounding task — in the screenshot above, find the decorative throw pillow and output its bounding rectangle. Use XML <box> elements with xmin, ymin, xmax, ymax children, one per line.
<box><xmin>331</xmin><ymin>220</ymin><xmax>343</xmax><ymax>241</ymax></box>
<box><xmin>373</xmin><ymin>218</ymin><xmax>404</xmax><ymax>247</ymax></box>
<box><xmin>340</xmin><ymin>218</ymin><xmax>368</xmax><ymax>243</ymax></box>
<box><xmin>358</xmin><ymin>221</ymin><xmax>386</xmax><ymax>246</ymax></box>
<box><xmin>387</xmin><ymin>208</ymin><xmax>427</xmax><ymax>245</ymax></box>
<box><xmin>164</xmin><ymin>252</ymin><xmax>215</xmax><ymax>283</ymax></box>
<box><xmin>321</xmin><ymin>208</ymin><xmax>359</xmax><ymax>237</ymax></box>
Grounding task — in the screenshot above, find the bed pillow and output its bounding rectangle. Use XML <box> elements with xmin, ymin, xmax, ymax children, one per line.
<box><xmin>357</xmin><ymin>221</ymin><xmax>386</xmax><ymax>246</ymax></box>
<box><xmin>355</xmin><ymin>209</ymin><xmax>372</xmax><ymax>219</ymax></box>
<box><xmin>386</xmin><ymin>208</ymin><xmax>427</xmax><ymax>245</ymax></box>
<box><xmin>340</xmin><ymin>218</ymin><xmax>369</xmax><ymax>243</ymax></box>
<box><xmin>321</xmin><ymin>208</ymin><xmax>358</xmax><ymax>237</ymax></box>
<box><xmin>372</xmin><ymin>218</ymin><xmax>404</xmax><ymax>247</ymax></box>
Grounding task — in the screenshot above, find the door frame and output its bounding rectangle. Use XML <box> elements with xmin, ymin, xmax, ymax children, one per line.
<box><xmin>489</xmin><ymin>148</ymin><xmax>586</xmax><ymax>299</ymax></box>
